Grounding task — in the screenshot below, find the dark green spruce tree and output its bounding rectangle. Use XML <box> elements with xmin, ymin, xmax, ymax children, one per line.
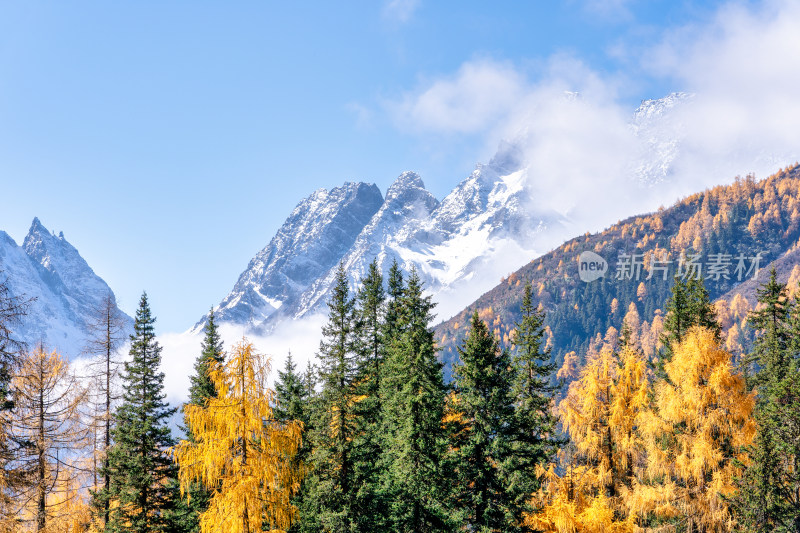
<box><xmin>659</xmin><ymin>276</ymin><xmax>720</xmax><ymax>372</ymax></box>
<box><xmin>686</xmin><ymin>277</ymin><xmax>722</xmax><ymax>338</ymax></box>
<box><xmin>98</xmin><ymin>293</ymin><xmax>181</xmax><ymax>533</ymax></box>
<box><xmin>378</xmin><ymin>259</ymin><xmax>406</xmax><ymax>428</ymax></box>
<box><xmin>384</xmin><ymin>260</ymin><xmax>405</xmax><ymax>344</ymax></box>
<box><xmin>451</xmin><ymin>311</ymin><xmax>517</xmax><ymax>532</ymax></box>
<box><xmin>299</xmin><ymin>265</ymin><xmax>359</xmax><ymax>532</ymax></box>
<box><xmin>745</xmin><ymin>268</ymin><xmax>792</xmax><ymax>386</ymax></box>
<box><xmin>354</xmin><ymin>260</ymin><xmax>386</xmax><ymax>397</ymax></box>
<box><xmin>187</xmin><ymin>309</ymin><xmax>224</xmax><ymax>406</ymax></box>
<box><xmin>302</xmin><ymin>359</ymin><xmax>318</xmax><ymax>407</ymax></box>
<box><xmin>505</xmin><ymin>283</ymin><xmax>560</xmax><ymax>524</ymax></box>
<box><xmin>349</xmin><ymin>260</ymin><xmax>387</xmax><ymax>531</ymax></box>
<box><xmin>275</xmin><ymin>352</ymin><xmax>307</xmax><ymax>424</ymax></box>
<box><xmin>179</xmin><ymin>308</ymin><xmax>224</xmax><ymax>533</ymax></box>
<box><xmin>732</xmin><ymin>268</ymin><xmax>800</xmax><ymax>532</ymax></box>
<box><xmin>275</xmin><ymin>351</ymin><xmax>311</xmax><ymax>533</ymax></box>
<box><xmin>380</xmin><ymin>268</ymin><xmax>452</xmax><ymax>532</ymax></box>
<box><xmin>660</xmin><ymin>276</ymin><xmax>690</xmax><ymax>358</ymax></box>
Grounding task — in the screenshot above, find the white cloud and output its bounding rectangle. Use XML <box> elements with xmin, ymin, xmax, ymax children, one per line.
<box><xmin>388</xmin><ymin>59</ymin><xmax>527</xmax><ymax>134</ymax></box>
<box><xmin>385</xmin><ymin>0</ymin><xmax>800</xmax><ymax>241</ymax></box>
<box><xmin>649</xmin><ymin>0</ymin><xmax>800</xmax><ymax>164</ymax></box>
<box><xmin>157</xmin><ymin>314</ymin><xmax>327</xmax><ymax>406</ymax></box>
<box><xmin>383</xmin><ymin>0</ymin><xmax>421</xmax><ymax>23</ymax></box>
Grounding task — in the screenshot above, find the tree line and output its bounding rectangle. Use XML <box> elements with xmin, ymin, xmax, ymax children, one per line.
<box><xmin>0</xmin><ymin>258</ymin><xmax>798</xmax><ymax>532</ymax></box>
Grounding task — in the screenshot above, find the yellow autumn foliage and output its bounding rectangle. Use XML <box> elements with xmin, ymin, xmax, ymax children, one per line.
<box><xmin>174</xmin><ymin>340</ymin><xmax>304</xmax><ymax>533</ymax></box>
<box><xmin>37</xmin><ymin>475</ymin><xmax>92</xmax><ymax>533</ymax></box>
<box><xmin>527</xmin><ymin>346</ymin><xmax>648</xmax><ymax>532</ymax></box>
<box><xmin>633</xmin><ymin>327</ymin><xmax>756</xmax><ymax>531</ymax></box>
<box><xmin>9</xmin><ymin>346</ymin><xmax>90</xmax><ymax>533</ymax></box>
<box><xmin>526</xmin><ymin>462</ymin><xmax>636</xmax><ymax>533</ymax></box>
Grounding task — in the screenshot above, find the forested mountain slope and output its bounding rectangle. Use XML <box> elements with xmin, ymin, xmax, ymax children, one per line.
<box><xmin>435</xmin><ymin>164</ymin><xmax>800</xmax><ymax>376</ymax></box>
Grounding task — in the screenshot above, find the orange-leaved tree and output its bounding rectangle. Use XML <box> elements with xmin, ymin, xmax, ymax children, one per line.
<box><xmin>11</xmin><ymin>345</ymin><xmax>90</xmax><ymax>533</ymax></box>
<box><xmin>526</xmin><ymin>345</ymin><xmax>649</xmax><ymax>532</ymax></box>
<box><xmin>634</xmin><ymin>326</ymin><xmax>756</xmax><ymax>532</ymax></box>
<box><xmin>174</xmin><ymin>340</ymin><xmax>304</xmax><ymax>533</ymax></box>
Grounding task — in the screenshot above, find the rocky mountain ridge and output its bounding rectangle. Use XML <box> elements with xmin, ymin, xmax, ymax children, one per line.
<box><xmin>0</xmin><ymin>218</ymin><xmax>132</xmax><ymax>357</ymax></box>
<box><xmin>205</xmin><ymin>93</ymin><xmax>696</xmax><ymax>333</ymax></box>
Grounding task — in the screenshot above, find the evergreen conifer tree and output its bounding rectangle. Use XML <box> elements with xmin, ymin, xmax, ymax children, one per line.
<box><xmin>179</xmin><ymin>308</ymin><xmax>224</xmax><ymax>533</ymax></box>
<box><xmin>98</xmin><ymin>293</ymin><xmax>181</xmax><ymax>533</ymax></box>
<box><xmin>686</xmin><ymin>277</ymin><xmax>721</xmax><ymax>338</ymax></box>
<box><xmin>384</xmin><ymin>260</ymin><xmax>404</xmax><ymax>343</ymax></box>
<box><xmin>660</xmin><ymin>277</ymin><xmax>690</xmax><ymax>361</ymax></box>
<box><xmin>275</xmin><ymin>352</ymin><xmax>307</xmax><ymax>424</ymax></box>
<box><xmin>745</xmin><ymin>362</ymin><xmax>800</xmax><ymax>531</ymax></box>
<box><xmin>378</xmin><ymin>259</ymin><xmax>405</xmax><ymax>423</ymax></box>
<box><xmin>355</xmin><ymin>260</ymin><xmax>385</xmax><ymax>395</ymax></box>
<box><xmin>350</xmin><ymin>260</ymin><xmax>387</xmax><ymax>531</ymax></box>
<box><xmin>506</xmin><ymin>283</ymin><xmax>560</xmax><ymax>521</ymax></box>
<box><xmin>451</xmin><ymin>311</ymin><xmax>517</xmax><ymax>532</ymax></box>
<box><xmin>300</xmin><ymin>266</ymin><xmax>359</xmax><ymax>532</ymax></box>
<box><xmin>302</xmin><ymin>360</ymin><xmax>317</xmax><ymax>403</ymax></box>
<box><xmin>745</xmin><ymin>268</ymin><xmax>792</xmax><ymax>385</ymax></box>
<box><xmin>733</xmin><ymin>269</ymin><xmax>800</xmax><ymax>531</ymax></box>
<box><xmin>380</xmin><ymin>268</ymin><xmax>452</xmax><ymax>531</ymax></box>
<box><xmin>274</xmin><ymin>352</ymin><xmax>311</xmax><ymax>533</ymax></box>
<box><xmin>188</xmin><ymin>309</ymin><xmax>224</xmax><ymax>407</ymax></box>
<box><xmin>659</xmin><ymin>277</ymin><xmax>720</xmax><ymax>372</ymax></box>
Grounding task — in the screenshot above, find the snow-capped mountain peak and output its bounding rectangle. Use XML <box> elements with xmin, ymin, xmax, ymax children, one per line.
<box><xmin>382</xmin><ymin>171</ymin><xmax>440</xmax><ymax>222</ymax></box>
<box><xmin>24</xmin><ymin>217</ymin><xmax>100</xmax><ymax>298</ymax></box>
<box><xmin>630</xmin><ymin>92</ymin><xmax>693</xmax><ymax>185</ymax></box>
<box><xmin>205</xmin><ymin>181</ymin><xmax>384</xmax><ymax>330</ymax></box>
<box><xmin>386</xmin><ymin>171</ymin><xmax>426</xmax><ymax>200</ymax></box>
<box><xmin>205</xmin><ymin>92</ymin><xmax>733</xmax><ymax>335</ymax></box>
<box><xmin>0</xmin><ymin>218</ymin><xmax>131</xmax><ymax>357</ymax></box>
<box><xmin>633</xmin><ymin>91</ymin><xmax>693</xmax><ymax>124</ymax></box>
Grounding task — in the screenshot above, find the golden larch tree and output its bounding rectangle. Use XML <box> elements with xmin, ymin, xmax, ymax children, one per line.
<box><xmin>635</xmin><ymin>326</ymin><xmax>756</xmax><ymax>532</ymax></box>
<box><xmin>174</xmin><ymin>339</ymin><xmax>303</xmax><ymax>533</ymax></box>
<box><xmin>38</xmin><ymin>473</ymin><xmax>92</xmax><ymax>533</ymax></box>
<box><xmin>10</xmin><ymin>345</ymin><xmax>90</xmax><ymax>533</ymax></box>
<box><xmin>527</xmin><ymin>345</ymin><xmax>649</xmax><ymax>532</ymax></box>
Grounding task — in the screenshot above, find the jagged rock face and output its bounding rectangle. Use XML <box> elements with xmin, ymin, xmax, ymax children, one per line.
<box><xmin>0</xmin><ymin>218</ymin><xmax>131</xmax><ymax>358</ymax></box>
<box><xmin>434</xmin><ymin>141</ymin><xmax>525</xmax><ymax>235</ymax></box>
<box><xmin>210</xmin><ymin>182</ymin><xmax>384</xmax><ymax>328</ymax></box>
<box><xmin>208</xmin><ymin>93</ymin><xmax>703</xmax><ymax>332</ymax></box>
<box><xmin>217</xmin><ymin>144</ymin><xmax>546</xmax><ymax>331</ymax></box>
<box><xmin>294</xmin><ymin>171</ymin><xmax>442</xmax><ymax>316</ymax></box>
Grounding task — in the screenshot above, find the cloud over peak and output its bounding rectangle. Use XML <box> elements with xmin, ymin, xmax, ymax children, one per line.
<box><xmin>382</xmin><ymin>0</ymin><xmax>800</xmax><ymax>232</ymax></box>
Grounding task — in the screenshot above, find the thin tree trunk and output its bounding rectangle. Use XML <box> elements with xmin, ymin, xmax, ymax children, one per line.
<box><xmin>104</xmin><ymin>312</ymin><xmax>111</xmax><ymax>525</ymax></box>
<box><xmin>241</xmin><ymin>352</ymin><xmax>249</xmax><ymax>533</ymax></box>
<box><xmin>37</xmin><ymin>369</ymin><xmax>46</xmax><ymax>532</ymax></box>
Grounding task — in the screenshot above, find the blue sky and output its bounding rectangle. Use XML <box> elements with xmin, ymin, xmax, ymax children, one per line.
<box><xmin>1</xmin><ymin>0</ymin><xmax>794</xmax><ymax>332</ymax></box>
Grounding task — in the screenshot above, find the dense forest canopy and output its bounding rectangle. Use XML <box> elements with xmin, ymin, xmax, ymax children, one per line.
<box><xmin>437</xmin><ymin>164</ymin><xmax>800</xmax><ymax>379</ymax></box>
